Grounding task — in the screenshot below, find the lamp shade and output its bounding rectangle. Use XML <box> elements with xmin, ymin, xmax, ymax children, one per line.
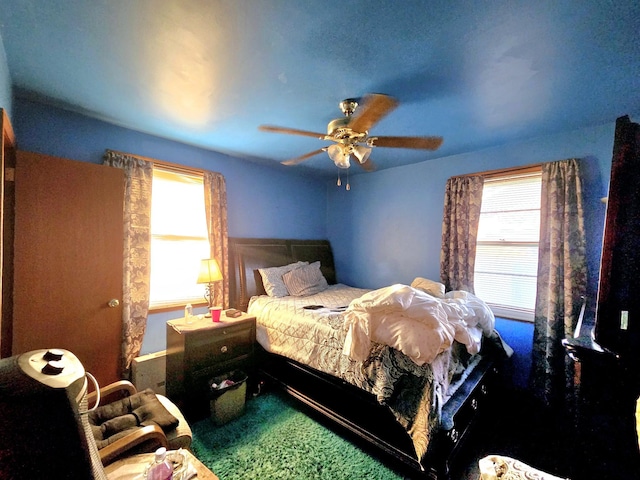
<box><xmin>353</xmin><ymin>145</ymin><xmax>372</xmax><ymax>164</ymax></box>
<box><xmin>327</xmin><ymin>144</ymin><xmax>350</xmax><ymax>169</ymax></box>
<box><xmin>197</xmin><ymin>258</ymin><xmax>223</xmax><ymax>284</ymax></box>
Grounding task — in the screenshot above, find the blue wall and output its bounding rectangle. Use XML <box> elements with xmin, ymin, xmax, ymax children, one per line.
<box><xmin>13</xmin><ymin>98</ymin><xmax>328</xmax><ymax>240</ymax></box>
<box><xmin>327</xmin><ymin>121</ymin><xmax>619</xmax><ymax>390</ymax></box>
<box><xmin>327</xmin><ymin>122</ymin><xmax>614</xmax><ymax>292</ymax></box>
<box><xmin>10</xmin><ymin>94</ymin><xmax>634</xmax><ymax>390</ymax></box>
<box><xmin>0</xmin><ymin>34</ymin><xmax>12</xmax><ymax>117</ymax></box>
<box><xmin>12</xmin><ymin>97</ymin><xmax>329</xmax><ymax>354</ymax></box>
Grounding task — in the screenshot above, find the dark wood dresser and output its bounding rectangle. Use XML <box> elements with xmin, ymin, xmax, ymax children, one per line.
<box><xmin>166</xmin><ymin>312</ymin><xmax>256</xmax><ymax>420</ymax></box>
<box><xmin>563</xmin><ymin>115</ymin><xmax>640</xmax><ymax>479</ymax></box>
<box><xmin>563</xmin><ymin>331</ymin><xmax>639</xmax><ymax>480</ymax></box>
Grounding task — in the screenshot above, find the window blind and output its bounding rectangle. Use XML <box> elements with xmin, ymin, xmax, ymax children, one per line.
<box><xmin>149</xmin><ymin>166</ymin><xmax>210</xmax><ymax>309</ymax></box>
<box><xmin>474</xmin><ymin>171</ymin><xmax>542</xmax><ymax>321</ymax></box>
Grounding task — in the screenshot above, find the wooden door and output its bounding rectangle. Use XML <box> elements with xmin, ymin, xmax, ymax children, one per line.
<box><xmin>13</xmin><ymin>151</ymin><xmax>124</xmax><ymax>385</ymax></box>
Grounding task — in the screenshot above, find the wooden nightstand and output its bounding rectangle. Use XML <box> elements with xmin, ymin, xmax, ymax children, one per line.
<box><xmin>166</xmin><ymin>311</ymin><xmax>256</xmax><ymax>421</ymax></box>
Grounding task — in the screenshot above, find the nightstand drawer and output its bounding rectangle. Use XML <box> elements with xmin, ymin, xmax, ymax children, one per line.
<box><xmin>188</xmin><ymin>327</ymin><xmax>253</xmax><ymax>370</ymax></box>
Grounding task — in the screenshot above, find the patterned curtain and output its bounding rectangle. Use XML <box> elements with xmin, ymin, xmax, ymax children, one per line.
<box><xmin>531</xmin><ymin>159</ymin><xmax>587</xmax><ymax>409</ymax></box>
<box><xmin>103</xmin><ymin>150</ymin><xmax>153</xmax><ymax>376</ymax></box>
<box><xmin>440</xmin><ymin>175</ymin><xmax>484</xmax><ymax>293</ymax></box>
<box><xmin>204</xmin><ymin>171</ymin><xmax>230</xmax><ymax>309</ymax></box>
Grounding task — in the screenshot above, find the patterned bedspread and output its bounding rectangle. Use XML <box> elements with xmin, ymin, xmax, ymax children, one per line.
<box><xmin>248</xmin><ymin>284</ymin><xmax>478</xmax><ymax>461</ymax></box>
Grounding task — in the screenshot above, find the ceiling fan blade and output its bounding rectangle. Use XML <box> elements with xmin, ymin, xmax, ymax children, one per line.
<box><xmin>348</xmin><ymin>94</ymin><xmax>399</xmax><ymax>133</ymax></box>
<box><xmin>281</xmin><ymin>148</ymin><xmax>327</xmax><ymax>166</ymax></box>
<box><xmin>259</xmin><ymin>125</ymin><xmax>326</xmax><ymax>139</ymax></box>
<box><xmin>371</xmin><ymin>135</ymin><xmax>443</xmax><ymax>150</ymax></box>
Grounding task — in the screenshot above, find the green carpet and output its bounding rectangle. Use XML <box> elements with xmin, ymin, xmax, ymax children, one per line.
<box><xmin>191</xmin><ymin>390</ymin><xmax>404</xmax><ymax>479</ymax></box>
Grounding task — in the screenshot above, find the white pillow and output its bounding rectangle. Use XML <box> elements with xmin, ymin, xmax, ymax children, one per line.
<box><xmin>282</xmin><ymin>261</ymin><xmax>328</xmax><ymax>297</ymax></box>
<box><xmin>258</xmin><ymin>261</ymin><xmax>308</xmax><ymax>297</ymax></box>
<box><xmin>411</xmin><ymin>277</ymin><xmax>446</xmax><ymax>298</ymax></box>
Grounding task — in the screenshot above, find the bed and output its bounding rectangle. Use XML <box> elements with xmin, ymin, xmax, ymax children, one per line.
<box><xmin>228</xmin><ymin>237</ymin><xmax>510</xmax><ymax>479</ymax></box>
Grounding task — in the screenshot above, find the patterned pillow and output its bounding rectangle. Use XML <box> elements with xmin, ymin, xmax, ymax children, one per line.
<box><xmin>282</xmin><ymin>261</ymin><xmax>328</xmax><ymax>297</ymax></box>
<box><xmin>258</xmin><ymin>261</ymin><xmax>308</xmax><ymax>297</ymax></box>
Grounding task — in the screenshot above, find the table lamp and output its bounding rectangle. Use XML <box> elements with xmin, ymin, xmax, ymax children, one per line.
<box><xmin>197</xmin><ymin>258</ymin><xmax>223</xmax><ymax>317</ymax></box>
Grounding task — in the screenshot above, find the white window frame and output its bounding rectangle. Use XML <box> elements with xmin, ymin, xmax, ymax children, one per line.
<box><xmin>474</xmin><ymin>169</ymin><xmax>542</xmax><ymax>322</ymax></box>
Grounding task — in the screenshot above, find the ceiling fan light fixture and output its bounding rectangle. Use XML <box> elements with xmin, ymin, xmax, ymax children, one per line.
<box><xmin>353</xmin><ymin>145</ymin><xmax>372</xmax><ymax>164</ymax></box>
<box><xmin>328</xmin><ymin>143</ymin><xmax>350</xmax><ymax>169</ymax></box>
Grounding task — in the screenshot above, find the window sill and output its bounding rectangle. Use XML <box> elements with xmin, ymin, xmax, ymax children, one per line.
<box><xmin>148</xmin><ymin>301</ymin><xmax>208</xmax><ymax>314</ymax></box>
<box><xmin>489</xmin><ymin>305</ymin><xmax>534</xmax><ymax>322</ymax></box>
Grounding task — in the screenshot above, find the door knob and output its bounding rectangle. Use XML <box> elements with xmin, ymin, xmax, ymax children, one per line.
<box><xmin>108</xmin><ymin>299</ymin><xmax>120</xmax><ymax>308</ymax></box>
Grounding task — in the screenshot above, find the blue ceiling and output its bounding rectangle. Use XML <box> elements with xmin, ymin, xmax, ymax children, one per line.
<box><xmin>1</xmin><ymin>0</ymin><xmax>639</xmax><ymax>176</ymax></box>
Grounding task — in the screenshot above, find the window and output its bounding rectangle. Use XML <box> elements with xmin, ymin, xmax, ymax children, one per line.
<box><xmin>149</xmin><ymin>166</ymin><xmax>210</xmax><ymax>309</ymax></box>
<box><xmin>474</xmin><ymin>170</ymin><xmax>542</xmax><ymax>321</ymax></box>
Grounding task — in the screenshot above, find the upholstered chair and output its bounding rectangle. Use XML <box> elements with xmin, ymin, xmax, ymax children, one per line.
<box><xmin>87</xmin><ymin>380</ymin><xmax>192</xmax><ymax>466</ymax></box>
<box><xmin>1</xmin><ymin>348</ymin><xmax>192</xmax><ymax>478</ymax></box>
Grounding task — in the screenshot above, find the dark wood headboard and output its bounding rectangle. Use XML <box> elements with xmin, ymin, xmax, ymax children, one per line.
<box><xmin>228</xmin><ymin>238</ymin><xmax>337</xmax><ymax>311</ymax></box>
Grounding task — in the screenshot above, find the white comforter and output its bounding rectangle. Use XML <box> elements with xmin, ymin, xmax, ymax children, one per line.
<box><xmin>342</xmin><ymin>284</ymin><xmax>495</xmax><ymax>366</ymax></box>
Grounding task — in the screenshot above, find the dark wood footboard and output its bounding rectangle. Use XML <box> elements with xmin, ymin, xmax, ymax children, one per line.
<box><xmin>256</xmin><ymin>345</ymin><xmax>501</xmax><ymax>479</ymax></box>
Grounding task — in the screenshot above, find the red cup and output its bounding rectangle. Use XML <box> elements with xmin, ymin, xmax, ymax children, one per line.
<box><xmin>210</xmin><ymin>306</ymin><xmax>222</xmax><ymax>322</ymax></box>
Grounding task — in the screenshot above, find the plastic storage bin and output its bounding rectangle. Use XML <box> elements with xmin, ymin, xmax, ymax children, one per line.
<box><xmin>209</xmin><ymin>370</ymin><xmax>247</xmax><ymax>425</ymax></box>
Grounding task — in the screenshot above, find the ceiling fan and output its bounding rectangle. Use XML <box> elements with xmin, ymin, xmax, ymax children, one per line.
<box><xmin>259</xmin><ymin>93</ymin><xmax>443</xmax><ymax>173</ymax></box>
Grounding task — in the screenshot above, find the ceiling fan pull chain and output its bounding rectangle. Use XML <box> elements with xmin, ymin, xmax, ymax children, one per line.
<box><xmin>337</xmin><ymin>171</ymin><xmax>342</xmax><ymax>186</ymax></box>
<box><xmin>346</xmin><ymin>169</ymin><xmax>351</xmax><ymax>191</ymax></box>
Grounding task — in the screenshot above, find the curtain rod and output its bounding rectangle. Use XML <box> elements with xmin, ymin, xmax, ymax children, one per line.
<box><xmin>107</xmin><ymin>149</ymin><xmax>204</xmax><ymax>176</ymax></box>
<box><xmin>457</xmin><ymin>162</ymin><xmax>542</xmax><ymax>179</ymax></box>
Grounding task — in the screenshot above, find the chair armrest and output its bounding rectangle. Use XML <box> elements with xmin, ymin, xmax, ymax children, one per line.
<box><xmin>99</xmin><ymin>424</ymin><xmax>168</xmax><ymax>466</ymax></box>
<box><xmin>87</xmin><ymin>380</ymin><xmax>138</xmax><ymax>407</ymax></box>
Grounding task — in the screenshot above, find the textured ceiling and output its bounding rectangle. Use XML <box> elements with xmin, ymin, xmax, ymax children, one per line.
<box><xmin>1</xmin><ymin>0</ymin><xmax>639</xmax><ymax>176</ymax></box>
